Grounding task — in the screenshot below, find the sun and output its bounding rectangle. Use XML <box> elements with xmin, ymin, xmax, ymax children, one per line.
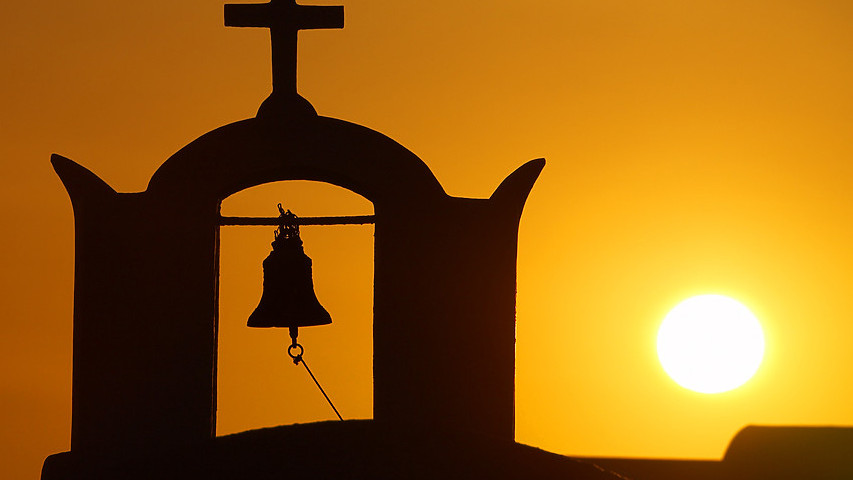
<box><xmin>657</xmin><ymin>294</ymin><xmax>765</xmax><ymax>394</ymax></box>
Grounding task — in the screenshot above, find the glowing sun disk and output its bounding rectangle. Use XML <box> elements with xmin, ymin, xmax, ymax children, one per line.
<box><xmin>657</xmin><ymin>295</ymin><xmax>765</xmax><ymax>394</ymax></box>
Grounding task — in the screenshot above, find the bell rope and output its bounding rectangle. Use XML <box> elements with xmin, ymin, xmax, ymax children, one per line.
<box><xmin>287</xmin><ymin>342</ymin><xmax>344</xmax><ymax>421</ymax></box>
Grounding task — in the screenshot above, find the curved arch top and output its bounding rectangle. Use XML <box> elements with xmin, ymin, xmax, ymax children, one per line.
<box><xmin>147</xmin><ymin>115</ymin><xmax>447</xmax><ymax>207</ymax></box>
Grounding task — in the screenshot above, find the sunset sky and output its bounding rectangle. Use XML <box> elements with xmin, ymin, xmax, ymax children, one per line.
<box><xmin>3</xmin><ymin>0</ymin><xmax>853</xmax><ymax>478</ymax></box>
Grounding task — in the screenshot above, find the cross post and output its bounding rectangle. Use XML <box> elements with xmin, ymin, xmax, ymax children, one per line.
<box><xmin>225</xmin><ymin>0</ymin><xmax>344</xmax><ymax>98</ymax></box>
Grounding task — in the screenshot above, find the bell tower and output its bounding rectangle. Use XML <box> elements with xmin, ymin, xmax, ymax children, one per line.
<box><xmin>42</xmin><ymin>1</ymin><xmax>552</xmax><ymax>478</ymax></box>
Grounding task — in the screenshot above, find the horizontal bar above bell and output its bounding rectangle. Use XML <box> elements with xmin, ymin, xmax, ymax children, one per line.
<box><xmin>219</xmin><ymin>215</ymin><xmax>375</xmax><ymax>226</ymax></box>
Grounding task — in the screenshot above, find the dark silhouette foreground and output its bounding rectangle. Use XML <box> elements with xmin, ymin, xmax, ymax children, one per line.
<box><xmin>43</xmin><ymin>420</ymin><xmax>623</xmax><ymax>480</ymax></box>
<box><xmin>42</xmin><ymin>423</ymin><xmax>853</xmax><ymax>479</ymax></box>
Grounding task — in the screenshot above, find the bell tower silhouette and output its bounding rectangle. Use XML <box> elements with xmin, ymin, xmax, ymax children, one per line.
<box><xmin>38</xmin><ymin>2</ymin><xmax>637</xmax><ymax>479</ymax></box>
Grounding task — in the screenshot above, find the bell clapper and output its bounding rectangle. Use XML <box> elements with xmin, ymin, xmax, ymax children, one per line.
<box><xmin>289</xmin><ymin>326</ymin><xmax>299</xmax><ymax>347</ymax></box>
<box><xmin>287</xmin><ymin>328</ymin><xmax>303</xmax><ymax>365</ymax></box>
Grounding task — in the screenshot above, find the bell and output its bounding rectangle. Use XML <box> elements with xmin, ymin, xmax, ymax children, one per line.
<box><xmin>248</xmin><ymin>206</ymin><xmax>331</xmax><ymax>342</ymax></box>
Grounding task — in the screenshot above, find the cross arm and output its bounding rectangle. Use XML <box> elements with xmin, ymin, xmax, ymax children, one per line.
<box><xmin>225</xmin><ymin>2</ymin><xmax>344</xmax><ymax>30</ymax></box>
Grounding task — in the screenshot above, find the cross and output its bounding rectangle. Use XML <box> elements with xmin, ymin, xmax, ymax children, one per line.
<box><xmin>225</xmin><ymin>0</ymin><xmax>344</xmax><ymax>97</ymax></box>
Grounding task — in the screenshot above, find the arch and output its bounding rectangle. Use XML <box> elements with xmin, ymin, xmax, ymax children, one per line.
<box><xmin>148</xmin><ymin>115</ymin><xmax>446</xmax><ymax>208</ymax></box>
<box><xmin>216</xmin><ymin>180</ymin><xmax>375</xmax><ymax>434</ymax></box>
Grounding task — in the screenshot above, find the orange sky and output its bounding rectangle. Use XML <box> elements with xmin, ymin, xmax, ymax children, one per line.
<box><xmin>3</xmin><ymin>0</ymin><xmax>853</xmax><ymax>478</ymax></box>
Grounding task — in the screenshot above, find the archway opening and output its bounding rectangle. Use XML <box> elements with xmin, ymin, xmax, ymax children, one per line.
<box><xmin>216</xmin><ymin>180</ymin><xmax>374</xmax><ymax>436</ymax></box>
